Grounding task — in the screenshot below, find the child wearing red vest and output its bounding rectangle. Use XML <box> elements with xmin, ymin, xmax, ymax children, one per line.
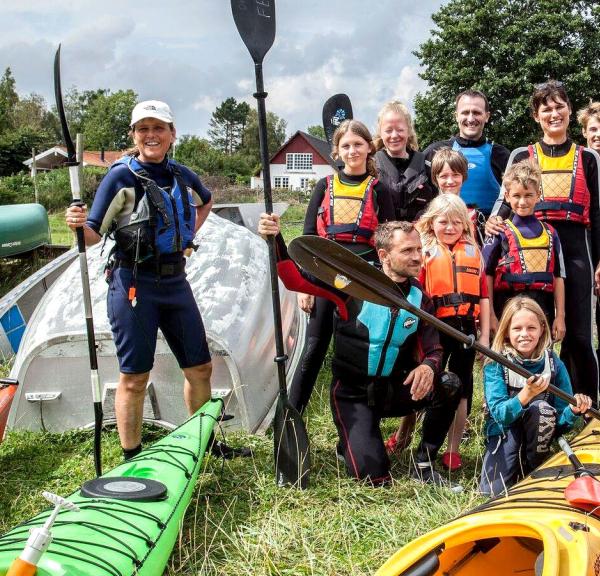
<box><xmin>387</xmin><ymin>194</ymin><xmax>489</xmax><ymax>471</ymax></box>
<box><xmin>292</xmin><ymin>120</ymin><xmax>395</xmax><ymax>415</ymax></box>
<box><xmin>483</xmin><ymin>159</ymin><xmax>566</xmax><ymax>341</ymax></box>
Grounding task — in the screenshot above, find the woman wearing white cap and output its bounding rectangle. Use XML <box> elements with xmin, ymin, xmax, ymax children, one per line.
<box><xmin>66</xmin><ymin>100</ymin><xmax>249</xmax><ymax>460</ymax></box>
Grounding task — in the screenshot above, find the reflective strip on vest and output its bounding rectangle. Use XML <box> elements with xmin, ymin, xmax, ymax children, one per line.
<box><xmin>495</xmin><ymin>220</ymin><xmax>555</xmax><ymax>292</ymax></box>
<box><xmin>357</xmin><ymin>285</ymin><xmax>422</xmax><ymax>377</ymax></box>
<box><xmin>530</xmin><ymin>143</ymin><xmax>590</xmax><ymax>226</ymax></box>
<box><xmin>425</xmin><ymin>240</ymin><xmax>482</xmax><ymax>318</ymax></box>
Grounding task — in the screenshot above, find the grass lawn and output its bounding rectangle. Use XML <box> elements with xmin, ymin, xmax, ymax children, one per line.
<box><xmin>1</xmin><ymin>205</ymin><xmax>493</xmax><ymax>575</ymax></box>
<box><xmin>48</xmin><ymin>212</ymin><xmax>76</xmax><ymax>246</ymax></box>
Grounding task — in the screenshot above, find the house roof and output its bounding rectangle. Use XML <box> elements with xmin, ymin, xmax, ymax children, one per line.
<box><xmin>270</xmin><ymin>130</ymin><xmax>335</xmax><ymax>167</ymax></box>
<box><xmin>23</xmin><ymin>147</ymin><xmax>123</xmax><ymax>170</ymax></box>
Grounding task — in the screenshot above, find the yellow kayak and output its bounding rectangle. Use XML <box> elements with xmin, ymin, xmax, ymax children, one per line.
<box><xmin>376</xmin><ymin>421</ymin><xmax>600</xmax><ymax>575</ymax></box>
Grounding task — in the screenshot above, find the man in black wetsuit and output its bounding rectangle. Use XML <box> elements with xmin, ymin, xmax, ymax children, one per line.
<box><xmin>259</xmin><ymin>215</ymin><xmax>462</xmax><ymax>489</ymax></box>
<box><xmin>424</xmin><ymin>89</ymin><xmax>510</xmax><ymax>217</ymax></box>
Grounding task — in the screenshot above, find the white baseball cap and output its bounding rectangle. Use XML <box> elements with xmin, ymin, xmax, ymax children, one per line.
<box><xmin>130</xmin><ymin>100</ymin><xmax>174</xmax><ymax>127</ymax></box>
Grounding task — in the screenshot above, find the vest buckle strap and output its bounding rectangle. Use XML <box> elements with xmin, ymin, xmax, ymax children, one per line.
<box><xmin>536</xmin><ymin>200</ymin><xmax>585</xmax><ymax>215</ymax></box>
<box><xmin>433</xmin><ymin>293</ymin><xmax>479</xmax><ymax>307</ymax></box>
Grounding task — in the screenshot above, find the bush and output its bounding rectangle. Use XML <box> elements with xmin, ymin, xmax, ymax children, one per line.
<box><xmin>0</xmin><ymin>167</ymin><xmax>105</xmax><ymax>211</ymax></box>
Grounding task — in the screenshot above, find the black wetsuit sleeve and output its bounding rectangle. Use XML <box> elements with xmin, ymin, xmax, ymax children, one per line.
<box><xmin>416</xmin><ymin>290</ymin><xmax>444</xmax><ymax>374</ymax></box>
<box><xmin>482</xmin><ymin>233</ymin><xmax>503</xmax><ymax>276</ymax></box>
<box><xmin>373</xmin><ymin>180</ymin><xmax>395</xmax><ymax>223</ymax></box>
<box><xmin>303</xmin><ymin>177</ymin><xmax>328</xmax><ymax>235</ymax></box>
<box><xmin>552</xmin><ymin>229</ymin><xmax>566</xmax><ymax>278</ymax></box>
<box><xmin>422</xmin><ymin>139</ymin><xmax>452</xmax><ymax>181</ymax></box>
<box><xmin>491</xmin><ymin>144</ymin><xmax>510</xmax><ymax>184</ymax></box>
<box><xmin>583</xmin><ymin>150</ymin><xmax>600</xmax><ymax>265</ymax></box>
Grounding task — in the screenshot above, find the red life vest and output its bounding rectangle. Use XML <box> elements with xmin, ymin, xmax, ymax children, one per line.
<box><xmin>494</xmin><ymin>220</ymin><xmax>556</xmax><ymax>293</ymax></box>
<box><xmin>423</xmin><ymin>240</ymin><xmax>482</xmax><ymax>318</ymax></box>
<box><xmin>529</xmin><ymin>143</ymin><xmax>591</xmax><ymax>226</ymax></box>
<box><xmin>316</xmin><ymin>173</ymin><xmax>379</xmax><ymax>246</ymax></box>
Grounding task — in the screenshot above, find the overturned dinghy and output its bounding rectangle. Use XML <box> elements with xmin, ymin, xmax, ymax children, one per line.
<box><xmin>6</xmin><ymin>211</ymin><xmax>305</xmax><ymax>435</ymax></box>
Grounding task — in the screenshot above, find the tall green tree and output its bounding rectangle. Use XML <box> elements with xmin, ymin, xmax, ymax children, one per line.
<box><xmin>241</xmin><ymin>108</ymin><xmax>287</xmax><ymax>163</ymax></box>
<box><xmin>0</xmin><ymin>69</ymin><xmax>57</xmax><ymax>175</ymax></box>
<box><xmin>207</xmin><ymin>97</ymin><xmax>250</xmax><ymax>154</ymax></box>
<box><xmin>414</xmin><ymin>0</ymin><xmax>600</xmax><ymax>150</ymax></box>
<box><xmin>0</xmin><ymin>67</ymin><xmax>18</xmax><ymax>132</ymax></box>
<box><xmin>81</xmin><ymin>89</ymin><xmax>137</xmax><ymax>150</ymax></box>
<box><xmin>13</xmin><ymin>93</ymin><xmax>59</xmax><ymax>139</ymax></box>
<box><xmin>63</xmin><ymin>87</ymin><xmax>108</xmax><ymax>135</ymax></box>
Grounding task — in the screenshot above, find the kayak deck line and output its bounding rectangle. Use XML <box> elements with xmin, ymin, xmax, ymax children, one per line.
<box><xmin>0</xmin><ymin>398</ymin><xmax>224</xmax><ymax>576</ymax></box>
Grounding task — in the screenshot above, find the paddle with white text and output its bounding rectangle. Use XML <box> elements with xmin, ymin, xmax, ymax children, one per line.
<box><xmin>231</xmin><ymin>0</ymin><xmax>310</xmax><ymax>488</ymax></box>
<box><xmin>288</xmin><ymin>235</ymin><xmax>600</xmax><ymax>421</ymax></box>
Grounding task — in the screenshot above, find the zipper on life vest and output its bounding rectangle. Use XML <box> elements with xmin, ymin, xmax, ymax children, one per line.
<box><xmin>375</xmin><ymin>308</ymin><xmax>399</xmax><ymax>377</ymax></box>
<box><xmin>451</xmin><ymin>252</ymin><xmax>460</xmax><ymax>313</ymax></box>
<box><xmin>169</xmin><ymin>194</ymin><xmax>182</xmax><ymax>251</ymax></box>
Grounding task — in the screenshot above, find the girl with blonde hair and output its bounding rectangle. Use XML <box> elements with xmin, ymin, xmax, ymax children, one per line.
<box><xmin>387</xmin><ymin>194</ymin><xmax>489</xmax><ymax>471</ymax></box>
<box><xmin>480</xmin><ymin>296</ymin><xmax>591</xmax><ymax>496</ymax></box>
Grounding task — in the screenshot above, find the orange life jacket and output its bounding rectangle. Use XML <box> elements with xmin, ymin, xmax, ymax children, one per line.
<box><xmin>423</xmin><ymin>240</ymin><xmax>482</xmax><ymax>318</ymax></box>
<box><xmin>494</xmin><ymin>219</ymin><xmax>556</xmax><ymax>293</ymax></box>
<box><xmin>529</xmin><ymin>143</ymin><xmax>590</xmax><ymax>226</ymax></box>
<box><xmin>316</xmin><ymin>173</ymin><xmax>379</xmax><ymax>246</ymax></box>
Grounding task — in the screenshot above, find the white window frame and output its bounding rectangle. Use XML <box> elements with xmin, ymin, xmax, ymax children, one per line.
<box><xmin>274</xmin><ymin>176</ymin><xmax>289</xmax><ymax>189</ymax></box>
<box><xmin>300</xmin><ymin>177</ymin><xmax>310</xmax><ymax>190</ymax></box>
<box><xmin>286</xmin><ymin>152</ymin><xmax>313</xmax><ymax>171</ymax></box>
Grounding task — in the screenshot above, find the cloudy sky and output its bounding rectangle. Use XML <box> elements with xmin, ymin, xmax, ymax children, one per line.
<box><xmin>1</xmin><ymin>0</ymin><xmax>446</xmax><ymax>140</ymax></box>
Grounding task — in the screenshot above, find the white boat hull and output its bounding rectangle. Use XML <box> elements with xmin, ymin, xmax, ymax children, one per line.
<box><xmin>6</xmin><ymin>210</ymin><xmax>305</xmax><ymax>434</ymax></box>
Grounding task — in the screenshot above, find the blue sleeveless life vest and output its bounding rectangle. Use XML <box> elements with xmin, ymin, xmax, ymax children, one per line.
<box><xmin>112</xmin><ymin>156</ymin><xmax>196</xmax><ymax>260</ymax></box>
<box><xmin>357</xmin><ymin>284</ymin><xmax>422</xmax><ymax>377</ymax></box>
<box><xmin>452</xmin><ymin>140</ymin><xmax>500</xmax><ymax>215</ymax></box>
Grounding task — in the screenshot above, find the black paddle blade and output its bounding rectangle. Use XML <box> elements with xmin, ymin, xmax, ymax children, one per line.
<box><xmin>322</xmin><ymin>94</ymin><xmax>353</xmax><ymax>146</ymax></box>
<box><xmin>288</xmin><ymin>235</ymin><xmax>395</xmax><ymax>306</ymax></box>
<box><xmin>273</xmin><ymin>396</ymin><xmax>310</xmax><ymax>489</ymax></box>
<box><xmin>54</xmin><ymin>44</ymin><xmax>76</xmax><ymax>162</ymax></box>
<box><xmin>231</xmin><ymin>0</ymin><xmax>276</xmax><ymax>64</ymax></box>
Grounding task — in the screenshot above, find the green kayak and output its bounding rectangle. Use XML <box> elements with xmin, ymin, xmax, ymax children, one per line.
<box><xmin>0</xmin><ymin>204</ymin><xmax>50</xmax><ymax>258</ymax></box>
<box><xmin>0</xmin><ymin>398</ymin><xmax>223</xmax><ymax>576</ymax></box>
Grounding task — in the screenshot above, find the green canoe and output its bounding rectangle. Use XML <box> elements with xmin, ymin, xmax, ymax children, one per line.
<box><xmin>0</xmin><ymin>398</ymin><xmax>223</xmax><ymax>575</ymax></box>
<box><xmin>0</xmin><ymin>204</ymin><xmax>51</xmax><ymax>258</ymax></box>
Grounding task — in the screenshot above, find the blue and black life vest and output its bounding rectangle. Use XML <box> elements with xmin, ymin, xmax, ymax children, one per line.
<box><xmin>334</xmin><ymin>284</ymin><xmax>423</xmax><ymax>378</ymax></box>
<box><xmin>452</xmin><ymin>140</ymin><xmax>500</xmax><ymax>215</ymax></box>
<box><xmin>112</xmin><ymin>156</ymin><xmax>196</xmax><ymax>261</ymax></box>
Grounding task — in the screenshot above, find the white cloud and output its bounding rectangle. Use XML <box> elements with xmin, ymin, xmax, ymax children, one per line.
<box><xmin>0</xmin><ymin>0</ymin><xmax>446</xmax><ymax>138</ymax></box>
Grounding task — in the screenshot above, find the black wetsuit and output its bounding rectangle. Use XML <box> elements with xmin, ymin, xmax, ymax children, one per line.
<box><xmin>274</xmin><ymin>235</ymin><xmax>458</xmax><ymax>485</ymax></box>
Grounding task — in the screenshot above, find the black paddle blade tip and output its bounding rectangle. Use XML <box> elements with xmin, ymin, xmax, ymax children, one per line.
<box><xmin>231</xmin><ymin>0</ymin><xmax>276</xmax><ymax>64</ymax></box>
<box><xmin>273</xmin><ymin>397</ymin><xmax>310</xmax><ymax>489</ymax></box>
<box><xmin>322</xmin><ymin>93</ymin><xmax>353</xmax><ymax>145</ymax></box>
